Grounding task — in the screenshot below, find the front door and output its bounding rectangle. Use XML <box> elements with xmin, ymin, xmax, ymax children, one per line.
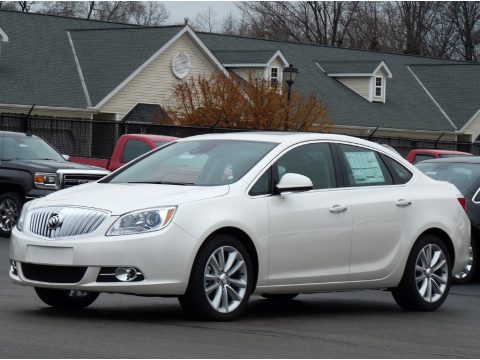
<box><xmin>267</xmin><ymin>142</ymin><xmax>353</xmax><ymax>285</ymax></box>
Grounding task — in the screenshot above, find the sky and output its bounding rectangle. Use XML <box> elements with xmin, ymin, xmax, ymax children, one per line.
<box><xmin>164</xmin><ymin>1</ymin><xmax>241</xmax><ymax>25</ymax></box>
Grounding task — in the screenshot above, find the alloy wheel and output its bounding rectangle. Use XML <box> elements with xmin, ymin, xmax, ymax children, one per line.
<box><xmin>0</xmin><ymin>198</ymin><xmax>18</xmax><ymax>232</ymax></box>
<box><xmin>415</xmin><ymin>244</ymin><xmax>448</xmax><ymax>303</ymax></box>
<box><xmin>204</xmin><ymin>246</ymin><xmax>247</xmax><ymax>313</ymax></box>
<box><xmin>453</xmin><ymin>245</ymin><xmax>474</xmax><ymax>280</ymax></box>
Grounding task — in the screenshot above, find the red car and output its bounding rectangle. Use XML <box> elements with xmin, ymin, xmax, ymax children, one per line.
<box><xmin>70</xmin><ymin>134</ymin><xmax>177</xmax><ymax>171</ymax></box>
<box><xmin>406</xmin><ymin>149</ymin><xmax>472</xmax><ymax>164</ymax></box>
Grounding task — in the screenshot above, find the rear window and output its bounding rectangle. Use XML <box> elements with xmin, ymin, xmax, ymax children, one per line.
<box><xmin>416</xmin><ymin>162</ymin><xmax>480</xmax><ymax>194</ymax></box>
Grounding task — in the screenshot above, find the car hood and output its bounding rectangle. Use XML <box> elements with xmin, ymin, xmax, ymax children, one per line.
<box><xmin>31</xmin><ymin>183</ymin><xmax>230</xmax><ymax>215</ymax></box>
<box><xmin>12</xmin><ymin>159</ymin><xmax>104</xmax><ymax>172</ymax></box>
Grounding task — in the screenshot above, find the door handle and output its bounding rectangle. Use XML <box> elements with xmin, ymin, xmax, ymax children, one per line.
<box><xmin>329</xmin><ymin>205</ymin><xmax>348</xmax><ymax>213</ymax></box>
<box><xmin>395</xmin><ymin>199</ymin><xmax>412</xmax><ymax>207</ymax></box>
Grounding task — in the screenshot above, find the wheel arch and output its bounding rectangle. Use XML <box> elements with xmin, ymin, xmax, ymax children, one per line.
<box><xmin>417</xmin><ymin>227</ymin><xmax>455</xmax><ymax>265</ymax></box>
<box><xmin>199</xmin><ymin>227</ymin><xmax>259</xmax><ymax>289</ymax></box>
<box><xmin>0</xmin><ymin>183</ymin><xmax>25</xmax><ymax>198</ymax></box>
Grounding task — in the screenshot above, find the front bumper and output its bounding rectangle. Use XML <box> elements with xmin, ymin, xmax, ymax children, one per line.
<box><xmin>9</xmin><ymin>222</ymin><xmax>198</xmax><ymax>295</ymax></box>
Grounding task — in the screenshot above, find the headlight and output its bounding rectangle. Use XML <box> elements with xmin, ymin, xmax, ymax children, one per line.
<box><xmin>106</xmin><ymin>207</ymin><xmax>177</xmax><ymax>236</ymax></box>
<box><xmin>34</xmin><ymin>172</ymin><xmax>57</xmax><ymax>189</ymax></box>
<box><xmin>16</xmin><ymin>201</ymin><xmax>33</xmax><ymax>232</ymax></box>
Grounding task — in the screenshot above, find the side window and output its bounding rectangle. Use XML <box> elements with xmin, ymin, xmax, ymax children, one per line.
<box><xmin>414</xmin><ymin>154</ymin><xmax>435</xmax><ymax>164</ymax></box>
<box><xmin>122</xmin><ymin>139</ymin><xmax>151</xmax><ymax>163</ymax></box>
<box><xmin>249</xmin><ymin>169</ymin><xmax>271</xmax><ymax>196</ymax></box>
<box><xmin>275</xmin><ymin>143</ymin><xmax>336</xmax><ymax>190</ymax></box>
<box><xmin>339</xmin><ymin>144</ymin><xmax>393</xmax><ymax>187</ymax></box>
<box><xmin>381</xmin><ymin>155</ymin><xmax>413</xmax><ymax>184</ymax></box>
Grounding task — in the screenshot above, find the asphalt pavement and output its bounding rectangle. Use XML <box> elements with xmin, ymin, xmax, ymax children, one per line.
<box><xmin>1</xmin><ymin>237</ymin><xmax>479</xmax><ymax>358</ymax></box>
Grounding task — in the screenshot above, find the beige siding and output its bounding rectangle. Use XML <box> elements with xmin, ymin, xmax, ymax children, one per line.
<box><xmin>231</xmin><ymin>67</ymin><xmax>266</xmax><ymax>81</ymax></box>
<box><xmin>461</xmin><ymin>109</ymin><xmax>480</xmax><ymax>140</ymax></box>
<box><xmin>100</xmin><ymin>33</ymin><xmax>218</xmax><ymax>116</ymax></box>
<box><xmin>0</xmin><ymin>106</ymin><xmax>94</xmax><ymax>119</ymax></box>
<box><xmin>337</xmin><ymin>77</ymin><xmax>370</xmax><ymax>99</ymax></box>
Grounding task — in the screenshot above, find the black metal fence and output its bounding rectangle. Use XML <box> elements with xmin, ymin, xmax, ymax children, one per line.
<box><xmin>1</xmin><ymin>113</ymin><xmax>479</xmax><ymax>158</ymax></box>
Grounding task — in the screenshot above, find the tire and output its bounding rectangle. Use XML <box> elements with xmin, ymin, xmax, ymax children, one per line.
<box><xmin>0</xmin><ymin>192</ymin><xmax>23</xmax><ymax>238</ymax></box>
<box><xmin>35</xmin><ymin>288</ymin><xmax>99</xmax><ymax>309</ymax></box>
<box><xmin>392</xmin><ymin>234</ymin><xmax>452</xmax><ymax>311</ymax></box>
<box><xmin>261</xmin><ymin>293</ymin><xmax>298</xmax><ymax>301</ymax></box>
<box><xmin>452</xmin><ymin>239</ymin><xmax>477</xmax><ymax>285</ymax></box>
<box><xmin>179</xmin><ymin>234</ymin><xmax>254</xmax><ymax>321</ymax></box>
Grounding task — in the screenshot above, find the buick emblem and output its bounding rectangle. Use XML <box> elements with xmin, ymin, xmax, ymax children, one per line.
<box><xmin>47</xmin><ymin>212</ymin><xmax>64</xmax><ymax>230</ymax></box>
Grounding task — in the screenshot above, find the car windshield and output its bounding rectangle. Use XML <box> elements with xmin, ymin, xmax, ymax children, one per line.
<box><xmin>416</xmin><ymin>162</ymin><xmax>480</xmax><ymax>194</ymax></box>
<box><xmin>1</xmin><ymin>135</ymin><xmax>64</xmax><ymax>161</ymax></box>
<box><xmin>107</xmin><ymin>139</ymin><xmax>278</xmax><ymax>186</ymax></box>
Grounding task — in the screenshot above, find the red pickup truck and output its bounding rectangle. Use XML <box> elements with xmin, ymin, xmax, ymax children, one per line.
<box><xmin>406</xmin><ymin>149</ymin><xmax>472</xmax><ymax>164</ymax></box>
<box><xmin>70</xmin><ymin>134</ymin><xmax>177</xmax><ymax>171</ymax></box>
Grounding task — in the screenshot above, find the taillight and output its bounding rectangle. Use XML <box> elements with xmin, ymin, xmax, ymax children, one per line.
<box><xmin>458</xmin><ymin>197</ymin><xmax>467</xmax><ymax>212</ymax></box>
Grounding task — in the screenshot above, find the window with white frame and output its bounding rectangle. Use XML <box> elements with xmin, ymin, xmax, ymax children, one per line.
<box><xmin>270</xmin><ymin>67</ymin><xmax>279</xmax><ymax>85</ymax></box>
<box><xmin>375</xmin><ymin>77</ymin><xmax>383</xmax><ymax>97</ymax></box>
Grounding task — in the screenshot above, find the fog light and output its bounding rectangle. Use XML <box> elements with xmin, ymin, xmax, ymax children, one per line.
<box><xmin>114</xmin><ymin>267</ymin><xmax>140</xmax><ymax>282</ymax></box>
<box><xmin>10</xmin><ymin>260</ymin><xmax>18</xmax><ymax>276</ymax></box>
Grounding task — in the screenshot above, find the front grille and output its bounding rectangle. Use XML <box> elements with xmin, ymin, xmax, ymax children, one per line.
<box><xmin>27</xmin><ymin>207</ymin><xmax>109</xmax><ymax>239</ymax></box>
<box><xmin>21</xmin><ymin>263</ymin><xmax>87</xmax><ymax>283</ymax></box>
<box><xmin>62</xmin><ymin>174</ymin><xmax>105</xmax><ymax>188</ymax></box>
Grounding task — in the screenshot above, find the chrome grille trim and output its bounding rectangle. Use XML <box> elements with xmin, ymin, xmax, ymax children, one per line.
<box><xmin>26</xmin><ymin>207</ymin><xmax>110</xmax><ymax>239</ymax></box>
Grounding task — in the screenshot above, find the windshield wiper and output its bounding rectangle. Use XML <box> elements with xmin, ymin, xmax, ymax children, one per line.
<box><xmin>126</xmin><ymin>181</ymin><xmax>196</xmax><ymax>185</ymax></box>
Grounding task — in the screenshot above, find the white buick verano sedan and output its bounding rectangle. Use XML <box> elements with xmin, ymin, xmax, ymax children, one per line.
<box><xmin>10</xmin><ymin>133</ymin><xmax>470</xmax><ymax>320</ymax></box>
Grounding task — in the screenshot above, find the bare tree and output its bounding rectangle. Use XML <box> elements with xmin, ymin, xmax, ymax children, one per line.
<box><xmin>17</xmin><ymin>1</ymin><xmax>35</xmax><ymax>12</ymax></box>
<box><xmin>449</xmin><ymin>1</ymin><xmax>480</xmax><ymax>61</ymax></box>
<box><xmin>0</xmin><ymin>1</ymin><xmax>19</xmax><ymax>10</ymax></box>
<box><xmin>238</xmin><ymin>1</ymin><xmax>359</xmax><ymax>46</ymax></box>
<box><xmin>34</xmin><ymin>1</ymin><xmax>169</xmax><ymax>25</ymax></box>
<box><xmin>192</xmin><ymin>6</ymin><xmax>220</xmax><ymax>32</ymax></box>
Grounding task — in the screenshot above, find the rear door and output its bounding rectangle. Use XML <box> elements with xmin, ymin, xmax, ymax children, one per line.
<box><xmin>335</xmin><ymin>143</ymin><xmax>414</xmax><ymax>281</ymax></box>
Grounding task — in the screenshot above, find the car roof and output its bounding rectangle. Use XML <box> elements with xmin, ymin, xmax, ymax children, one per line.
<box><xmin>179</xmin><ymin>131</ymin><xmax>380</xmax><ymax>147</ymax></box>
<box><xmin>0</xmin><ymin>131</ymin><xmax>38</xmax><ymax>138</ymax></box>
<box><xmin>417</xmin><ymin>156</ymin><xmax>480</xmax><ymax>164</ymax></box>
<box><xmin>121</xmin><ymin>133</ymin><xmax>177</xmax><ymax>141</ymax></box>
<box><xmin>412</xmin><ymin>149</ymin><xmax>471</xmax><ymax>155</ymax></box>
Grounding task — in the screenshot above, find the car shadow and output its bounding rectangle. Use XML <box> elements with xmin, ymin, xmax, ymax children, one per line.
<box><xmin>17</xmin><ymin>295</ymin><xmax>413</xmax><ymax>324</ymax></box>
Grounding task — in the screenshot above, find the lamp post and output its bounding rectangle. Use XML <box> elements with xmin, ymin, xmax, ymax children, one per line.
<box><xmin>283</xmin><ymin>64</ymin><xmax>298</xmax><ymax>102</ymax></box>
<box><xmin>283</xmin><ymin>64</ymin><xmax>298</xmax><ymax>130</ymax></box>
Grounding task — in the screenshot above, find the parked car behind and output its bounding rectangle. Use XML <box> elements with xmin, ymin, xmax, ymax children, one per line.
<box><xmin>406</xmin><ymin>149</ymin><xmax>472</xmax><ymax>164</ymax></box>
<box><xmin>10</xmin><ymin>133</ymin><xmax>470</xmax><ymax>320</ymax></box>
<box><xmin>416</xmin><ymin>156</ymin><xmax>480</xmax><ymax>283</ymax></box>
<box><xmin>0</xmin><ymin>131</ymin><xmax>109</xmax><ymax>237</ymax></box>
<box><xmin>70</xmin><ymin>134</ymin><xmax>177</xmax><ymax>171</ymax></box>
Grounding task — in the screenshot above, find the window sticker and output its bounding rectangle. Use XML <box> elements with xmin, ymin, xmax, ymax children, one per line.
<box><xmin>345</xmin><ymin>151</ymin><xmax>385</xmax><ymax>184</ymax></box>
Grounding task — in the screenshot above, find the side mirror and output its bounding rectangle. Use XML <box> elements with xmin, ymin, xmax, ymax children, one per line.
<box><xmin>62</xmin><ymin>154</ymin><xmax>70</xmax><ymax>161</ymax></box>
<box><xmin>275</xmin><ymin>173</ymin><xmax>313</xmax><ymax>194</ymax></box>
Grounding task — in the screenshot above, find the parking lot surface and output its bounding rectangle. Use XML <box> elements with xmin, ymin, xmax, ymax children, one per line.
<box><xmin>1</xmin><ymin>238</ymin><xmax>479</xmax><ymax>358</ymax></box>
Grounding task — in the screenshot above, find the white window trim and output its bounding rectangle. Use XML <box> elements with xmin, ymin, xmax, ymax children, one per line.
<box><xmin>270</xmin><ymin>66</ymin><xmax>280</xmax><ymax>84</ymax></box>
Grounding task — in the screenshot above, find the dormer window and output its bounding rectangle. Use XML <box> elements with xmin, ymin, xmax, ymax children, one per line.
<box><xmin>375</xmin><ymin>77</ymin><xmax>383</xmax><ymax>97</ymax></box>
<box><xmin>319</xmin><ymin>60</ymin><xmax>392</xmax><ymax>104</ymax></box>
<box><xmin>270</xmin><ymin>67</ymin><xmax>279</xmax><ymax>85</ymax></box>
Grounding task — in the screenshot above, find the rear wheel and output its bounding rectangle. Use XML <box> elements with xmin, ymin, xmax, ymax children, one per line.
<box><xmin>392</xmin><ymin>234</ymin><xmax>451</xmax><ymax>311</ymax></box>
<box><xmin>0</xmin><ymin>192</ymin><xmax>23</xmax><ymax>237</ymax></box>
<box><xmin>453</xmin><ymin>239</ymin><xmax>477</xmax><ymax>284</ymax></box>
<box><xmin>34</xmin><ymin>288</ymin><xmax>99</xmax><ymax>309</ymax></box>
<box><xmin>261</xmin><ymin>293</ymin><xmax>298</xmax><ymax>301</ymax></box>
<box><xmin>179</xmin><ymin>234</ymin><xmax>253</xmax><ymax>321</ymax></box>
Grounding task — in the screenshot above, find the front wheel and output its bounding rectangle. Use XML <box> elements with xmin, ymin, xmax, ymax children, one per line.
<box><xmin>179</xmin><ymin>234</ymin><xmax>254</xmax><ymax>321</ymax></box>
<box><xmin>392</xmin><ymin>234</ymin><xmax>451</xmax><ymax>311</ymax></box>
<box><xmin>35</xmin><ymin>288</ymin><xmax>99</xmax><ymax>309</ymax></box>
<box><xmin>0</xmin><ymin>192</ymin><xmax>23</xmax><ymax>237</ymax></box>
<box><xmin>452</xmin><ymin>239</ymin><xmax>477</xmax><ymax>284</ymax></box>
